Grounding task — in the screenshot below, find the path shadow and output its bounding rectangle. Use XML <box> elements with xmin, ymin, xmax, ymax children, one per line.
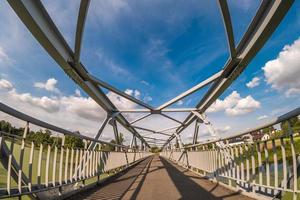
<box><xmin>67</xmin><ymin>157</ymin><xmax>151</xmax><ymax>200</ymax></box>
<box><xmin>159</xmin><ymin>156</ymin><xmax>241</xmax><ymax>200</ymax></box>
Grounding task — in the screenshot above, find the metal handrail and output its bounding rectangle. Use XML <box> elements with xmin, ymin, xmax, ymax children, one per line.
<box><xmin>184</xmin><ymin>106</ymin><xmax>300</xmax><ymax>148</ymax></box>
<box><xmin>0</xmin><ymin>102</ymin><xmax>129</xmax><ymax>149</ymax></box>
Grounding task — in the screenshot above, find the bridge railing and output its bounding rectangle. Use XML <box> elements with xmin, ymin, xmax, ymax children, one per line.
<box><xmin>0</xmin><ymin>102</ymin><xmax>151</xmax><ymax>199</ymax></box>
<box><xmin>161</xmin><ymin>107</ymin><xmax>300</xmax><ymax>200</ymax></box>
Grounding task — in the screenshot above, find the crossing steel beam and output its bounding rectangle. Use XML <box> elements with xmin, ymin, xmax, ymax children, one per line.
<box><xmin>88</xmin><ymin>74</ymin><xmax>154</xmax><ymax>110</ymax></box>
<box><xmin>163</xmin><ymin>0</ymin><xmax>294</xmax><ymax>147</ymax></box>
<box><xmin>156</xmin><ymin>70</ymin><xmax>223</xmax><ymax>110</ymax></box>
<box><xmin>7</xmin><ymin>0</ymin><xmax>149</xmax><ymax>148</ymax></box>
<box><xmin>218</xmin><ymin>0</ymin><xmax>236</xmax><ymax>58</ymax></box>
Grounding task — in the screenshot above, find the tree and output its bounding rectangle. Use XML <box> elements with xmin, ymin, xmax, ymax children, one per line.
<box><xmin>281</xmin><ymin>116</ymin><xmax>300</xmax><ymax>135</ymax></box>
<box><xmin>65</xmin><ymin>135</ymin><xmax>84</xmax><ymax>148</ymax></box>
<box><xmin>27</xmin><ymin>129</ymin><xmax>52</xmax><ymax>146</ymax></box>
<box><xmin>150</xmin><ymin>146</ymin><xmax>161</xmax><ymax>153</ymax></box>
<box><xmin>103</xmin><ymin>133</ymin><xmax>125</xmax><ymax>151</ymax></box>
<box><xmin>0</xmin><ymin>120</ymin><xmax>12</xmax><ymax>133</ymax></box>
<box><xmin>262</xmin><ymin>126</ymin><xmax>274</xmax><ymax>134</ymax></box>
<box><xmin>64</xmin><ymin>131</ymin><xmax>84</xmax><ymax>148</ymax></box>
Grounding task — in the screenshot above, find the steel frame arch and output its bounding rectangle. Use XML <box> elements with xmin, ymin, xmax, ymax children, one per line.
<box><xmin>6</xmin><ymin>0</ymin><xmax>295</xmax><ymax>149</ymax></box>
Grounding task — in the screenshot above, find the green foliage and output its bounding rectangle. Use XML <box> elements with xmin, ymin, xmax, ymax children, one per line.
<box><xmin>27</xmin><ymin>129</ymin><xmax>52</xmax><ymax>146</ymax></box>
<box><xmin>0</xmin><ymin>120</ymin><xmax>84</xmax><ymax>148</ymax></box>
<box><xmin>262</xmin><ymin>126</ymin><xmax>274</xmax><ymax>134</ymax></box>
<box><xmin>101</xmin><ymin>133</ymin><xmax>124</xmax><ymax>151</ymax></box>
<box><xmin>281</xmin><ymin>116</ymin><xmax>300</xmax><ymax>135</ymax></box>
<box><xmin>0</xmin><ymin>120</ymin><xmax>24</xmax><ymax>136</ymax></box>
<box><xmin>65</xmin><ymin>133</ymin><xmax>84</xmax><ymax>148</ymax></box>
<box><xmin>150</xmin><ymin>146</ymin><xmax>161</xmax><ymax>153</ymax></box>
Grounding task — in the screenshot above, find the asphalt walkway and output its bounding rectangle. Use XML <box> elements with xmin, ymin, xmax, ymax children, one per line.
<box><xmin>70</xmin><ymin>155</ymin><xmax>254</xmax><ymax>200</ymax></box>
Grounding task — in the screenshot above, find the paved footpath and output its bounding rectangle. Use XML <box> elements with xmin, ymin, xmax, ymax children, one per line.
<box><xmin>70</xmin><ymin>155</ymin><xmax>255</xmax><ymax>200</ymax></box>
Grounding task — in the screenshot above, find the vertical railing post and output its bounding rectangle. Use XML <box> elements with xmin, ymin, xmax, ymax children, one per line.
<box><xmin>251</xmin><ymin>143</ymin><xmax>256</xmax><ymax>194</ymax></box>
<box><xmin>280</xmin><ymin>137</ymin><xmax>287</xmax><ymax>190</ymax></box>
<box><xmin>69</xmin><ymin>147</ymin><xmax>74</xmax><ymax>183</ymax></box>
<box><xmin>239</xmin><ymin>145</ymin><xmax>245</xmax><ymax>188</ymax></box>
<box><xmin>245</xmin><ymin>144</ymin><xmax>250</xmax><ymax>189</ymax></box>
<box><xmin>52</xmin><ymin>144</ymin><xmax>58</xmax><ymax>186</ymax></box>
<box><xmin>64</xmin><ymin>147</ymin><xmax>69</xmax><ymax>183</ymax></box>
<box><xmin>272</xmin><ymin>139</ymin><xmax>278</xmax><ymax>194</ymax></box>
<box><xmin>45</xmin><ymin>144</ymin><xmax>51</xmax><ymax>187</ymax></box>
<box><xmin>264</xmin><ymin>140</ymin><xmax>270</xmax><ymax>191</ymax></box>
<box><xmin>7</xmin><ymin>137</ymin><xmax>15</xmax><ymax>196</ymax></box>
<box><xmin>58</xmin><ymin>135</ymin><xmax>65</xmax><ymax>195</ymax></box>
<box><xmin>37</xmin><ymin>142</ymin><xmax>43</xmax><ymax>186</ymax></box>
<box><xmin>82</xmin><ymin>139</ymin><xmax>87</xmax><ymax>186</ymax></box>
<box><xmin>18</xmin><ymin>121</ymin><xmax>29</xmax><ymax>195</ymax></box>
<box><xmin>97</xmin><ymin>143</ymin><xmax>101</xmax><ymax>184</ymax></box>
<box><xmin>289</xmin><ymin>126</ymin><xmax>297</xmax><ymax>200</ymax></box>
<box><xmin>257</xmin><ymin>142</ymin><xmax>263</xmax><ymax>192</ymax></box>
<box><xmin>74</xmin><ymin>148</ymin><xmax>79</xmax><ymax>181</ymax></box>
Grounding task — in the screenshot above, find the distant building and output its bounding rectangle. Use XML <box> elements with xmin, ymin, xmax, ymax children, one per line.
<box><xmin>250</xmin><ymin>129</ymin><xmax>273</xmax><ymax>141</ymax></box>
<box><xmin>242</xmin><ymin>134</ymin><xmax>253</xmax><ymax>143</ymax></box>
<box><xmin>261</xmin><ymin>133</ymin><xmax>270</xmax><ymax>141</ymax></box>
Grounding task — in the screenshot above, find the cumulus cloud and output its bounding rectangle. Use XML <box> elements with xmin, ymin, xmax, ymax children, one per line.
<box><xmin>207</xmin><ymin>91</ymin><xmax>240</xmax><ymax>113</ymax></box>
<box><xmin>246</xmin><ymin>77</ymin><xmax>260</xmax><ymax>88</ymax></box>
<box><xmin>257</xmin><ymin>115</ymin><xmax>268</xmax><ymax>120</ymax></box>
<box><xmin>74</xmin><ymin>89</ymin><xmax>81</xmax><ymax>97</ymax></box>
<box><xmin>263</xmin><ymin>37</ymin><xmax>300</xmax><ymax>97</ymax></box>
<box><xmin>0</xmin><ymin>78</ymin><xmax>147</xmax><ymax>138</ymax></box>
<box><xmin>34</xmin><ymin>78</ymin><xmax>60</xmax><ymax>94</ymax></box>
<box><xmin>9</xmin><ymin>89</ymin><xmax>60</xmax><ymax>113</ymax></box>
<box><xmin>8</xmin><ymin>77</ymin><xmax>143</xmax><ymax>118</ymax></box>
<box><xmin>0</xmin><ymin>46</ymin><xmax>12</xmax><ymax>65</ymax></box>
<box><xmin>60</xmin><ymin>95</ymin><xmax>103</xmax><ymax>122</ymax></box>
<box><xmin>124</xmin><ymin>89</ymin><xmax>142</xmax><ymax>99</ymax></box>
<box><xmin>177</xmin><ymin>100</ymin><xmax>183</xmax><ymax>105</ymax></box>
<box><xmin>144</xmin><ymin>96</ymin><xmax>153</xmax><ymax>102</ymax></box>
<box><xmin>214</xmin><ymin>126</ymin><xmax>231</xmax><ymax>135</ymax></box>
<box><xmin>0</xmin><ymin>79</ymin><xmax>13</xmax><ymax>90</ymax></box>
<box><xmin>207</xmin><ymin>91</ymin><xmax>261</xmax><ymax>116</ymax></box>
<box><xmin>107</xmin><ymin>89</ymin><xmax>140</xmax><ymax>110</ymax></box>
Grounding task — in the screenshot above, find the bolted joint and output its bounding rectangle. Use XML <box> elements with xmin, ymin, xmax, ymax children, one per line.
<box><xmin>151</xmin><ymin>110</ymin><xmax>161</xmax><ymax>114</ymax></box>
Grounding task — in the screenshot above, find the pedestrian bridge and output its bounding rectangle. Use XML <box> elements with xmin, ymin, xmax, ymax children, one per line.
<box><xmin>1</xmin><ymin>0</ymin><xmax>299</xmax><ymax>199</ymax></box>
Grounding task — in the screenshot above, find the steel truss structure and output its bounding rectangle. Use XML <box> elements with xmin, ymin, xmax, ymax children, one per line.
<box><xmin>6</xmin><ymin>0</ymin><xmax>294</xmax><ymax>150</ymax></box>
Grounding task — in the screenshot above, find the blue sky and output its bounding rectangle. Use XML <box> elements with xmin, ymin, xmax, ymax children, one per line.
<box><xmin>0</xmin><ymin>0</ymin><xmax>300</xmax><ymax>144</ymax></box>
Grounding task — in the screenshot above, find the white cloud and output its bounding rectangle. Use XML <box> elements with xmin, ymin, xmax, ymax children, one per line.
<box><xmin>0</xmin><ymin>46</ymin><xmax>12</xmax><ymax>65</ymax></box>
<box><xmin>207</xmin><ymin>91</ymin><xmax>260</xmax><ymax>116</ymax></box>
<box><xmin>263</xmin><ymin>37</ymin><xmax>300</xmax><ymax>97</ymax></box>
<box><xmin>144</xmin><ymin>96</ymin><xmax>153</xmax><ymax>102</ymax></box>
<box><xmin>74</xmin><ymin>89</ymin><xmax>81</xmax><ymax>97</ymax></box>
<box><xmin>214</xmin><ymin>126</ymin><xmax>231</xmax><ymax>134</ymax></box>
<box><xmin>246</xmin><ymin>77</ymin><xmax>260</xmax><ymax>88</ymax></box>
<box><xmin>60</xmin><ymin>95</ymin><xmax>103</xmax><ymax>122</ymax></box>
<box><xmin>107</xmin><ymin>89</ymin><xmax>140</xmax><ymax>110</ymax></box>
<box><xmin>207</xmin><ymin>91</ymin><xmax>240</xmax><ymax>113</ymax></box>
<box><xmin>34</xmin><ymin>78</ymin><xmax>60</xmax><ymax>94</ymax></box>
<box><xmin>257</xmin><ymin>115</ymin><xmax>268</xmax><ymax>120</ymax></box>
<box><xmin>141</xmin><ymin>80</ymin><xmax>150</xmax><ymax>86</ymax></box>
<box><xmin>177</xmin><ymin>100</ymin><xmax>183</xmax><ymax>105</ymax></box>
<box><xmin>0</xmin><ymin>79</ymin><xmax>13</xmax><ymax>90</ymax></box>
<box><xmin>144</xmin><ymin>39</ymin><xmax>170</xmax><ymax>59</ymax></box>
<box><xmin>89</xmin><ymin>0</ymin><xmax>130</xmax><ymax>25</ymax></box>
<box><xmin>124</xmin><ymin>89</ymin><xmax>140</xmax><ymax>99</ymax></box>
<box><xmin>8</xmin><ymin>89</ymin><xmax>60</xmax><ymax>113</ymax></box>
<box><xmin>0</xmin><ymin>79</ymin><xmax>147</xmax><ymax>138</ymax></box>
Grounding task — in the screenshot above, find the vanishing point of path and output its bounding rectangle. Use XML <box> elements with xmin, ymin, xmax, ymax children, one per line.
<box><xmin>69</xmin><ymin>155</ymin><xmax>254</xmax><ymax>200</ymax></box>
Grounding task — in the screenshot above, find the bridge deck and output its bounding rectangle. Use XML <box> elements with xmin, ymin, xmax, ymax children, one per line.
<box><xmin>70</xmin><ymin>155</ymin><xmax>254</xmax><ymax>200</ymax></box>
